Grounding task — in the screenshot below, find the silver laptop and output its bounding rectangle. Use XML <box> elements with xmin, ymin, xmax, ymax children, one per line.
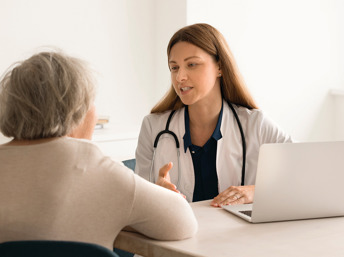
<box><xmin>222</xmin><ymin>141</ymin><xmax>344</xmax><ymax>223</ymax></box>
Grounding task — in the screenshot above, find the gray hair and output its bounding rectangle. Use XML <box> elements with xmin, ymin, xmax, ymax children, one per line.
<box><xmin>0</xmin><ymin>51</ymin><xmax>96</xmax><ymax>140</ymax></box>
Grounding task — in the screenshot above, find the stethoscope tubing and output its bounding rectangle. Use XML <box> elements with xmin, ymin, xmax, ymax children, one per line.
<box><xmin>149</xmin><ymin>100</ymin><xmax>246</xmax><ymax>188</ymax></box>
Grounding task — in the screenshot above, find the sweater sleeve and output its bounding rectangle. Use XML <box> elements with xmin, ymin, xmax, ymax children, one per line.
<box><xmin>127</xmin><ymin>173</ymin><xmax>198</xmax><ymax>240</ymax></box>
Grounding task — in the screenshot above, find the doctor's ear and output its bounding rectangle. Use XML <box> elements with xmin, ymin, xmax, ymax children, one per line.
<box><xmin>217</xmin><ymin>66</ymin><xmax>222</xmax><ymax>78</ymax></box>
<box><xmin>217</xmin><ymin>62</ymin><xmax>222</xmax><ymax>76</ymax></box>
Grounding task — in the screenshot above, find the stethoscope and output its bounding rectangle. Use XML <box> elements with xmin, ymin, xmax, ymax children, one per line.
<box><xmin>149</xmin><ymin>100</ymin><xmax>247</xmax><ymax>189</ymax></box>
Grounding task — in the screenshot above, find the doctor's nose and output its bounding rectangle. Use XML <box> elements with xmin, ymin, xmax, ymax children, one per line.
<box><xmin>176</xmin><ymin>68</ymin><xmax>187</xmax><ymax>82</ymax></box>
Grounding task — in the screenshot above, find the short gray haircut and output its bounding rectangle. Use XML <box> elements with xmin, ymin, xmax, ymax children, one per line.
<box><xmin>0</xmin><ymin>51</ymin><xmax>96</xmax><ymax>140</ymax></box>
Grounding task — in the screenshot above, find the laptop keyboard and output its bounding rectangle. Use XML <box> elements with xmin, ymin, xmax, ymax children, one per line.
<box><xmin>239</xmin><ymin>210</ymin><xmax>252</xmax><ymax>217</ymax></box>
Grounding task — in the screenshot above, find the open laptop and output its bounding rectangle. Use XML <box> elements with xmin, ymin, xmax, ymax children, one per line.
<box><xmin>222</xmin><ymin>141</ymin><xmax>344</xmax><ymax>223</ymax></box>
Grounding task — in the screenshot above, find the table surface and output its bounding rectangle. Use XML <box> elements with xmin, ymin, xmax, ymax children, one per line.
<box><xmin>114</xmin><ymin>200</ymin><xmax>344</xmax><ymax>257</ymax></box>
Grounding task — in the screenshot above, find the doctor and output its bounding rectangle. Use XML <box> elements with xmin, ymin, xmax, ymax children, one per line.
<box><xmin>135</xmin><ymin>23</ymin><xmax>292</xmax><ymax>207</ymax></box>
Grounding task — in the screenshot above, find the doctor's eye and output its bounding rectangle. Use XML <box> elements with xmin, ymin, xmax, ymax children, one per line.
<box><xmin>188</xmin><ymin>63</ymin><xmax>197</xmax><ymax>67</ymax></box>
<box><xmin>170</xmin><ymin>66</ymin><xmax>179</xmax><ymax>72</ymax></box>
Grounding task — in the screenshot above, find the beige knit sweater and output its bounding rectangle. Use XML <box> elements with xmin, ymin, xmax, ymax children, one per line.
<box><xmin>0</xmin><ymin>137</ymin><xmax>197</xmax><ymax>250</ymax></box>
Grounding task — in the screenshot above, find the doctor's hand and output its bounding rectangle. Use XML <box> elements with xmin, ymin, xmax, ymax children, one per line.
<box><xmin>210</xmin><ymin>185</ymin><xmax>255</xmax><ymax>207</ymax></box>
<box><xmin>157</xmin><ymin>162</ymin><xmax>186</xmax><ymax>199</ymax></box>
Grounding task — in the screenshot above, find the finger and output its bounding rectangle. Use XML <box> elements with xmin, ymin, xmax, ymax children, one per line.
<box><xmin>168</xmin><ymin>187</ymin><xmax>186</xmax><ymax>199</ymax></box>
<box><xmin>212</xmin><ymin>196</ymin><xmax>231</xmax><ymax>207</ymax></box>
<box><xmin>210</xmin><ymin>201</ymin><xmax>222</xmax><ymax>208</ymax></box>
<box><xmin>158</xmin><ymin>162</ymin><xmax>173</xmax><ymax>178</ymax></box>
<box><xmin>211</xmin><ymin>189</ymin><xmax>237</xmax><ymax>207</ymax></box>
<box><xmin>160</xmin><ymin>179</ymin><xmax>178</xmax><ymax>192</ymax></box>
<box><xmin>211</xmin><ymin>195</ymin><xmax>227</xmax><ymax>207</ymax></box>
<box><xmin>178</xmin><ymin>192</ymin><xmax>187</xmax><ymax>199</ymax></box>
<box><xmin>212</xmin><ymin>193</ymin><xmax>241</xmax><ymax>207</ymax></box>
<box><xmin>222</xmin><ymin>196</ymin><xmax>246</xmax><ymax>206</ymax></box>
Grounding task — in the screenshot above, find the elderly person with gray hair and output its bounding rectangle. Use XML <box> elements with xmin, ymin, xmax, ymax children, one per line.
<box><xmin>0</xmin><ymin>51</ymin><xmax>197</xmax><ymax>250</ymax></box>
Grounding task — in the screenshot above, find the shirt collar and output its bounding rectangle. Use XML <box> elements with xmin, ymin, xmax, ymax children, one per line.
<box><xmin>183</xmin><ymin>101</ymin><xmax>223</xmax><ymax>153</ymax></box>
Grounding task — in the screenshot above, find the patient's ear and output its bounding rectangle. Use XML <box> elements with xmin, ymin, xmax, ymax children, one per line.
<box><xmin>69</xmin><ymin>105</ymin><xmax>97</xmax><ymax>140</ymax></box>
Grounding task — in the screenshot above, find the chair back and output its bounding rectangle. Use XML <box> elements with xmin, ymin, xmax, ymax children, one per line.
<box><xmin>0</xmin><ymin>240</ymin><xmax>119</xmax><ymax>257</ymax></box>
<box><xmin>122</xmin><ymin>159</ymin><xmax>136</xmax><ymax>171</ymax></box>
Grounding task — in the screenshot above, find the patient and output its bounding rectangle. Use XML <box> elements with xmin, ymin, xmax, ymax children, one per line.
<box><xmin>0</xmin><ymin>51</ymin><xmax>198</xmax><ymax>250</ymax></box>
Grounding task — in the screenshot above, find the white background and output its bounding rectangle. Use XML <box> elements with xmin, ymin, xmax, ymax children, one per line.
<box><xmin>1</xmin><ymin>0</ymin><xmax>344</xmax><ymax>157</ymax></box>
<box><xmin>187</xmin><ymin>0</ymin><xmax>344</xmax><ymax>142</ymax></box>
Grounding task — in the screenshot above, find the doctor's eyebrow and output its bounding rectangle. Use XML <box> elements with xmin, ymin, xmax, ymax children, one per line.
<box><xmin>168</xmin><ymin>56</ymin><xmax>202</xmax><ymax>64</ymax></box>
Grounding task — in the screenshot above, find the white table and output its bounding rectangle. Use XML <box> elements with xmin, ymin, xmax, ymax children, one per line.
<box><xmin>114</xmin><ymin>200</ymin><xmax>344</xmax><ymax>257</ymax></box>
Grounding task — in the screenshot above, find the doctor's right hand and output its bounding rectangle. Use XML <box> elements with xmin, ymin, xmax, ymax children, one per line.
<box><xmin>157</xmin><ymin>162</ymin><xmax>186</xmax><ymax>199</ymax></box>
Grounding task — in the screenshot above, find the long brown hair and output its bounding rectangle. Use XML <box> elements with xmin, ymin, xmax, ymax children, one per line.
<box><xmin>151</xmin><ymin>23</ymin><xmax>258</xmax><ymax>113</ymax></box>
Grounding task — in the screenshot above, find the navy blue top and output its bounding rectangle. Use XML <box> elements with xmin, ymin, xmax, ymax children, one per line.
<box><xmin>183</xmin><ymin>103</ymin><xmax>223</xmax><ymax>202</ymax></box>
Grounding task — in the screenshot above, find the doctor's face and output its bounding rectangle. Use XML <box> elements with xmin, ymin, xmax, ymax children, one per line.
<box><xmin>168</xmin><ymin>42</ymin><xmax>222</xmax><ymax>107</ymax></box>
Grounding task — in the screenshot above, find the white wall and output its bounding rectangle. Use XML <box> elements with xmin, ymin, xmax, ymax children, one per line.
<box><xmin>0</xmin><ymin>0</ymin><xmax>187</xmax><ymax>158</ymax></box>
<box><xmin>187</xmin><ymin>0</ymin><xmax>344</xmax><ymax>142</ymax></box>
<box><xmin>154</xmin><ymin>0</ymin><xmax>187</xmax><ymax>102</ymax></box>
<box><xmin>0</xmin><ymin>0</ymin><xmax>157</xmax><ymax>138</ymax></box>
<box><xmin>1</xmin><ymin>0</ymin><xmax>343</xmax><ymax>151</ymax></box>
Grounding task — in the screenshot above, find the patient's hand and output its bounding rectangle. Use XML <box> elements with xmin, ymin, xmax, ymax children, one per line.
<box><xmin>211</xmin><ymin>185</ymin><xmax>255</xmax><ymax>207</ymax></box>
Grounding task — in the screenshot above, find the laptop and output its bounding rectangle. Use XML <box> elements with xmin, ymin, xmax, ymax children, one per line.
<box><xmin>222</xmin><ymin>141</ymin><xmax>344</xmax><ymax>223</ymax></box>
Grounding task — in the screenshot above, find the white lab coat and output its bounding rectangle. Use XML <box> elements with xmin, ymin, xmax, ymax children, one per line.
<box><xmin>135</xmin><ymin>102</ymin><xmax>292</xmax><ymax>202</ymax></box>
